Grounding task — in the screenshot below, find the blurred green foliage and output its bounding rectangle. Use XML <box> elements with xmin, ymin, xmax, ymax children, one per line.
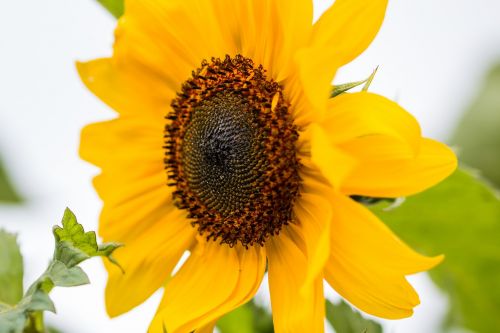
<box><xmin>326</xmin><ymin>300</ymin><xmax>382</xmax><ymax>333</ymax></box>
<box><xmin>0</xmin><ymin>158</ymin><xmax>21</xmax><ymax>203</ymax></box>
<box><xmin>452</xmin><ymin>63</ymin><xmax>500</xmax><ymax>187</ymax></box>
<box><xmin>371</xmin><ymin>169</ymin><xmax>500</xmax><ymax>333</ymax></box>
<box><xmin>0</xmin><ymin>230</ymin><xmax>24</xmax><ymax>306</ymax></box>
<box><xmin>47</xmin><ymin>327</ymin><xmax>62</xmax><ymax>333</ymax></box>
<box><xmin>97</xmin><ymin>0</ymin><xmax>124</xmax><ymax>18</ymax></box>
<box><xmin>218</xmin><ymin>301</ymin><xmax>274</xmax><ymax>333</ymax></box>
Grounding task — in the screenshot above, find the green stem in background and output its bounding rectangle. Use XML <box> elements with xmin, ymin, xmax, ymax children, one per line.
<box><xmin>24</xmin><ymin>312</ymin><xmax>45</xmax><ymax>333</ymax></box>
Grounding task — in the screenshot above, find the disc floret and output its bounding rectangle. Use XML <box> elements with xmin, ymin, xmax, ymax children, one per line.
<box><xmin>165</xmin><ymin>55</ymin><xmax>301</xmax><ymax>247</ymax></box>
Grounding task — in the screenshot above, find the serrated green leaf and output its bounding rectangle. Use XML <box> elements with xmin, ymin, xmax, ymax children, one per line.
<box><xmin>370</xmin><ymin>168</ymin><xmax>500</xmax><ymax>333</ymax></box>
<box><xmin>326</xmin><ymin>300</ymin><xmax>382</xmax><ymax>333</ymax></box>
<box><xmin>0</xmin><ymin>230</ymin><xmax>24</xmax><ymax>305</ymax></box>
<box><xmin>0</xmin><ymin>157</ymin><xmax>22</xmax><ymax>203</ymax></box>
<box><xmin>48</xmin><ymin>261</ymin><xmax>90</xmax><ymax>287</ymax></box>
<box><xmin>53</xmin><ymin>208</ymin><xmax>122</xmax><ymax>268</ymax></box>
<box><xmin>97</xmin><ymin>0</ymin><xmax>124</xmax><ymax>18</ymax></box>
<box><xmin>331</xmin><ymin>67</ymin><xmax>378</xmax><ymax>98</ymax></box>
<box><xmin>53</xmin><ymin>208</ymin><xmax>99</xmax><ymax>265</ymax></box>
<box><xmin>451</xmin><ymin>63</ymin><xmax>500</xmax><ymax>187</ymax></box>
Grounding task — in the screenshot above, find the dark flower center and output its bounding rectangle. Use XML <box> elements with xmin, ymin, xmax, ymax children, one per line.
<box><xmin>182</xmin><ymin>94</ymin><xmax>261</xmax><ymax>216</ymax></box>
<box><xmin>164</xmin><ymin>55</ymin><xmax>301</xmax><ymax>247</ymax></box>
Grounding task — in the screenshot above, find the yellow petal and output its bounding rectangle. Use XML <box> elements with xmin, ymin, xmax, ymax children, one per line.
<box><xmin>79</xmin><ymin>116</ymin><xmax>164</xmax><ymax>168</ymax></box>
<box><xmin>323</xmin><ymin>92</ymin><xmax>421</xmax><ymax>152</ymax></box>
<box><xmin>289</xmin><ymin>190</ymin><xmax>332</xmax><ymax>294</ymax></box>
<box><xmin>267</xmin><ymin>230</ymin><xmax>325</xmax><ymax>333</ymax></box>
<box><xmin>289</xmin><ymin>0</ymin><xmax>388</xmax><ymax>118</ymax></box>
<box><xmin>309</xmin><ymin>124</ymin><xmax>357</xmax><ymax>189</ymax></box>
<box><xmin>104</xmin><ymin>208</ymin><xmax>195</xmax><ymax>317</ymax></box>
<box><xmin>194</xmin><ymin>320</ymin><xmax>217</xmax><ymax>333</ymax></box>
<box><xmin>211</xmin><ymin>0</ymin><xmax>312</xmax><ymax>82</ymax></box>
<box><xmin>311</xmin><ymin>0</ymin><xmax>388</xmax><ymax>66</ymax></box>
<box><xmin>98</xmin><ymin>184</ymin><xmax>173</xmax><ymax>242</ymax></box>
<box><xmin>284</xmin><ymin>71</ymin><xmax>323</xmax><ymax>128</ymax></box>
<box><xmin>94</xmin><ymin>159</ymin><xmax>171</xmax><ymax>243</ymax></box>
<box><xmin>76</xmin><ymin>58</ymin><xmax>173</xmax><ymax>117</ymax></box>
<box><xmin>325</xmin><ymin>193</ymin><xmax>443</xmax><ymax>319</ymax></box>
<box><xmin>92</xmin><ymin>166</ymin><xmax>167</xmax><ymax>207</ymax></box>
<box><xmin>79</xmin><ymin>116</ymin><xmax>172</xmax><ymax>242</ymax></box>
<box><xmin>269</xmin><ymin>0</ymin><xmax>313</xmax><ymax>80</ymax></box>
<box><xmin>212</xmin><ymin>0</ymin><xmax>315</xmax><ymax>129</ymax></box>
<box><xmin>96</xmin><ymin>0</ymin><xmax>314</xmax><ymax>122</ymax></box>
<box><xmin>117</xmin><ymin>0</ymin><xmax>229</xmax><ymax>81</ymax></box>
<box><xmin>93</xmin><ymin>166</ymin><xmax>168</xmax><ymax>237</ymax></box>
<box><xmin>340</xmin><ymin>137</ymin><xmax>458</xmax><ymax>197</ymax></box>
<box><xmin>149</xmin><ymin>241</ymin><xmax>266</xmax><ymax>333</ymax></box>
<box><xmin>289</xmin><ymin>48</ymin><xmax>339</xmax><ymax>123</ymax></box>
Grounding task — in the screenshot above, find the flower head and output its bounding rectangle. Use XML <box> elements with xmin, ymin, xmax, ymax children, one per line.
<box><xmin>78</xmin><ymin>0</ymin><xmax>457</xmax><ymax>332</ymax></box>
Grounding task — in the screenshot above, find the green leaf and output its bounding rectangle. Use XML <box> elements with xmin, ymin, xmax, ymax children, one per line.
<box><xmin>0</xmin><ymin>302</ymin><xmax>10</xmax><ymax>311</ymax></box>
<box><xmin>96</xmin><ymin>0</ymin><xmax>124</xmax><ymax>18</ymax></box>
<box><xmin>0</xmin><ymin>290</ymin><xmax>55</xmax><ymax>333</ymax></box>
<box><xmin>53</xmin><ymin>208</ymin><xmax>122</xmax><ymax>269</ymax></box>
<box><xmin>0</xmin><ymin>157</ymin><xmax>22</xmax><ymax>203</ymax></box>
<box><xmin>331</xmin><ymin>67</ymin><xmax>378</xmax><ymax>98</ymax></box>
<box><xmin>18</xmin><ymin>291</ymin><xmax>56</xmax><ymax>313</ymax></box>
<box><xmin>0</xmin><ymin>208</ymin><xmax>122</xmax><ymax>333</ymax></box>
<box><xmin>0</xmin><ymin>230</ymin><xmax>24</xmax><ymax>305</ymax></box>
<box><xmin>326</xmin><ymin>300</ymin><xmax>382</xmax><ymax>333</ymax></box>
<box><xmin>0</xmin><ymin>308</ymin><xmax>26</xmax><ymax>333</ymax></box>
<box><xmin>362</xmin><ymin>66</ymin><xmax>379</xmax><ymax>92</ymax></box>
<box><xmin>370</xmin><ymin>168</ymin><xmax>500</xmax><ymax>333</ymax></box>
<box><xmin>47</xmin><ymin>261</ymin><xmax>90</xmax><ymax>287</ymax></box>
<box><xmin>451</xmin><ymin>63</ymin><xmax>500</xmax><ymax>187</ymax></box>
<box><xmin>217</xmin><ymin>301</ymin><xmax>274</xmax><ymax>333</ymax></box>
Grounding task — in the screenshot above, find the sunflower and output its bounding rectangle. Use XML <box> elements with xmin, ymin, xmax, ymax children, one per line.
<box><xmin>78</xmin><ymin>0</ymin><xmax>457</xmax><ymax>332</ymax></box>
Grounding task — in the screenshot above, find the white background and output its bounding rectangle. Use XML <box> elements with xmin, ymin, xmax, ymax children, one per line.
<box><xmin>1</xmin><ymin>0</ymin><xmax>500</xmax><ymax>332</ymax></box>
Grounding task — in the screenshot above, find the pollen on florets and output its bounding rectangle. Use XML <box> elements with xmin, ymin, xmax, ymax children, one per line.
<box><xmin>164</xmin><ymin>55</ymin><xmax>301</xmax><ymax>248</ymax></box>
